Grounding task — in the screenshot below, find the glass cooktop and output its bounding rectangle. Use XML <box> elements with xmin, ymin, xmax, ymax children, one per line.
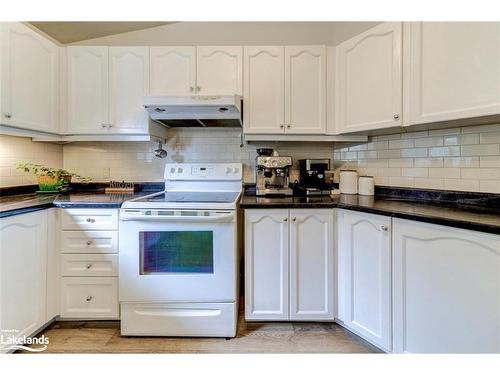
<box><xmin>139</xmin><ymin>191</ymin><xmax>240</xmax><ymax>204</ymax></box>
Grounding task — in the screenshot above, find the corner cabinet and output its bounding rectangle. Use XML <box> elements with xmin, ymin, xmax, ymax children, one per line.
<box><xmin>404</xmin><ymin>22</ymin><xmax>500</xmax><ymax>125</ymax></box>
<box><xmin>393</xmin><ymin>219</ymin><xmax>500</xmax><ymax>353</ymax></box>
<box><xmin>0</xmin><ymin>211</ymin><xmax>48</xmax><ymax>353</ymax></box>
<box><xmin>336</xmin><ymin>22</ymin><xmax>403</xmax><ymax>134</ymax></box>
<box><xmin>243</xmin><ymin>45</ymin><xmax>326</xmax><ymax>135</ymax></box>
<box><xmin>244</xmin><ymin>209</ymin><xmax>334</xmax><ymax>321</ymax></box>
<box><xmin>1</xmin><ymin>22</ymin><xmax>59</xmax><ymax>133</ymax></box>
<box><xmin>337</xmin><ymin>209</ymin><xmax>392</xmax><ymax>352</ymax></box>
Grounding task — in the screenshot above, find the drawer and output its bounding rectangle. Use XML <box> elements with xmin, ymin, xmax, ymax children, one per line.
<box><xmin>61</xmin><ymin>277</ymin><xmax>118</xmax><ymax>319</ymax></box>
<box><xmin>61</xmin><ymin>209</ymin><xmax>118</xmax><ymax>230</ymax></box>
<box><xmin>61</xmin><ymin>254</ymin><xmax>118</xmax><ymax>277</ymax></box>
<box><xmin>120</xmin><ymin>302</ymin><xmax>237</xmax><ymax>337</ymax></box>
<box><xmin>61</xmin><ymin>231</ymin><xmax>118</xmax><ymax>254</ymax></box>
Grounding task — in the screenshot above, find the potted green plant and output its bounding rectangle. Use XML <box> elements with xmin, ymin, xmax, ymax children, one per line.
<box><xmin>16</xmin><ymin>163</ymin><xmax>91</xmax><ymax>192</ymax></box>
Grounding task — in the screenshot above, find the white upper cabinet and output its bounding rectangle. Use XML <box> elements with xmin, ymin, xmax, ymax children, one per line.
<box><xmin>404</xmin><ymin>22</ymin><xmax>500</xmax><ymax>125</ymax></box>
<box><xmin>393</xmin><ymin>219</ymin><xmax>500</xmax><ymax>353</ymax></box>
<box><xmin>150</xmin><ymin>47</ymin><xmax>196</xmax><ymax>95</ymax></box>
<box><xmin>109</xmin><ymin>47</ymin><xmax>149</xmax><ymax>133</ymax></box>
<box><xmin>336</xmin><ymin>22</ymin><xmax>403</xmax><ymax>133</ymax></box>
<box><xmin>245</xmin><ymin>209</ymin><xmax>289</xmax><ymax>321</ymax></box>
<box><xmin>285</xmin><ymin>46</ymin><xmax>326</xmax><ymax>134</ymax></box>
<box><xmin>289</xmin><ymin>209</ymin><xmax>334</xmax><ymax>321</ymax></box>
<box><xmin>196</xmin><ymin>46</ymin><xmax>242</xmax><ymax>95</ymax></box>
<box><xmin>67</xmin><ymin>46</ymin><xmax>109</xmax><ymax>134</ymax></box>
<box><xmin>243</xmin><ymin>46</ymin><xmax>285</xmax><ymax>134</ymax></box>
<box><xmin>1</xmin><ymin>22</ymin><xmax>59</xmax><ymax>133</ymax></box>
<box><xmin>337</xmin><ymin>209</ymin><xmax>392</xmax><ymax>352</ymax></box>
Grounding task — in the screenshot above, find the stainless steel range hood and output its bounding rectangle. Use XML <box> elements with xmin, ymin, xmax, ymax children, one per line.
<box><xmin>143</xmin><ymin>95</ymin><xmax>242</xmax><ymax>128</ymax></box>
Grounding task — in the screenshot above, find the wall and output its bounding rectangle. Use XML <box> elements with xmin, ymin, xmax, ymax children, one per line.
<box><xmin>0</xmin><ymin>135</ymin><xmax>63</xmax><ymax>187</ymax></box>
<box><xmin>333</xmin><ymin>123</ymin><xmax>500</xmax><ymax>193</ymax></box>
<box><xmin>69</xmin><ymin>22</ymin><xmax>381</xmax><ymax>46</ymax></box>
<box><xmin>62</xmin><ymin>128</ymin><xmax>335</xmax><ymax>184</ymax></box>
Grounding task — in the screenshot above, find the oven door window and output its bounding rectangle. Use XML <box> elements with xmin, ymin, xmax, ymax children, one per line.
<box><xmin>139</xmin><ymin>231</ymin><xmax>214</xmax><ymax>274</ymax></box>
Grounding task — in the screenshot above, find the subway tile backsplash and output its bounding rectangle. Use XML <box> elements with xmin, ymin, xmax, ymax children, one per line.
<box><xmin>334</xmin><ymin>123</ymin><xmax>500</xmax><ymax>193</ymax></box>
<box><xmin>1</xmin><ymin>123</ymin><xmax>499</xmax><ymax>193</ymax></box>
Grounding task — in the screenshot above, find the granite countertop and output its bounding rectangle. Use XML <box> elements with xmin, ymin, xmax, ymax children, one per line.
<box><xmin>0</xmin><ymin>193</ymin><xmax>57</xmax><ymax>218</ymax></box>
<box><xmin>240</xmin><ymin>193</ymin><xmax>500</xmax><ymax>235</ymax></box>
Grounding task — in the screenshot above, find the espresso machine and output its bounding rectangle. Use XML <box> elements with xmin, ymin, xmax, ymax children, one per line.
<box><xmin>255</xmin><ymin>152</ymin><xmax>293</xmax><ymax>196</ymax></box>
<box><xmin>292</xmin><ymin>159</ymin><xmax>333</xmax><ymax>196</ymax></box>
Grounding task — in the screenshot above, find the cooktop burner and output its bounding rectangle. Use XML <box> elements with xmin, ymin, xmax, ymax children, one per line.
<box><xmin>139</xmin><ymin>191</ymin><xmax>240</xmax><ymax>204</ymax></box>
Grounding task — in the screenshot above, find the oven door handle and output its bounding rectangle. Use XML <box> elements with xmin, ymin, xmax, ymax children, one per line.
<box><xmin>120</xmin><ymin>211</ymin><xmax>235</xmax><ymax>223</ymax></box>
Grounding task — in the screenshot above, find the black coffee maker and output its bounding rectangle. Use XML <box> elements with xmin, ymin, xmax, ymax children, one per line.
<box><xmin>293</xmin><ymin>159</ymin><xmax>332</xmax><ymax>195</ymax></box>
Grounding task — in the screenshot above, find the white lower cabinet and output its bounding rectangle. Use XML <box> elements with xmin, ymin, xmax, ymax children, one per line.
<box><xmin>0</xmin><ymin>211</ymin><xmax>49</xmax><ymax>353</ymax></box>
<box><xmin>393</xmin><ymin>219</ymin><xmax>500</xmax><ymax>353</ymax></box>
<box><xmin>60</xmin><ymin>208</ymin><xmax>119</xmax><ymax>320</ymax></box>
<box><xmin>337</xmin><ymin>209</ymin><xmax>392</xmax><ymax>352</ymax></box>
<box><xmin>244</xmin><ymin>209</ymin><xmax>334</xmax><ymax>321</ymax></box>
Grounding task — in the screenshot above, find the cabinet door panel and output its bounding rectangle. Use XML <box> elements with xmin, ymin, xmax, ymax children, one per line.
<box><xmin>245</xmin><ymin>209</ymin><xmax>289</xmax><ymax>320</ymax></box>
<box><xmin>289</xmin><ymin>209</ymin><xmax>334</xmax><ymax>320</ymax></box>
<box><xmin>0</xmin><ymin>211</ymin><xmax>47</xmax><ymax>353</ymax></box>
<box><xmin>1</xmin><ymin>23</ymin><xmax>59</xmax><ymax>133</ymax></box>
<box><xmin>285</xmin><ymin>46</ymin><xmax>326</xmax><ymax>134</ymax></box>
<box><xmin>243</xmin><ymin>46</ymin><xmax>285</xmax><ymax>134</ymax></box>
<box><xmin>196</xmin><ymin>46</ymin><xmax>242</xmax><ymax>95</ymax></box>
<box><xmin>393</xmin><ymin>219</ymin><xmax>500</xmax><ymax>353</ymax></box>
<box><xmin>150</xmin><ymin>47</ymin><xmax>196</xmax><ymax>95</ymax></box>
<box><xmin>109</xmin><ymin>47</ymin><xmax>149</xmax><ymax>133</ymax></box>
<box><xmin>67</xmin><ymin>46</ymin><xmax>109</xmax><ymax>134</ymax></box>
<box><xmin>406</xmin><ymin>22</ymin><xmax>500</xmax><ymax>125</ymax></box>
<box><xmin>337</xmin><ymin>209</ymin><xmax>392</xmax><ymax>351</ymax></box>
<box><xmin>337</xmin><ymin>22</ymin><xmax>402</xmax><ymax>133</ymax></box>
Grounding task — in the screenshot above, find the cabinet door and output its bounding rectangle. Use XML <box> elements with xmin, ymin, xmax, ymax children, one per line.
<box><xmin>337</xmin><ymin>22</ymin><xmax>402</xmax><ymax>133</ymax></box>
<box><xmin>405</xmin><ymin>22</ymin><xmax>500</xmax><ymax>125</ymax></box>
<box><xmin>196</xmin><ymin>46</ymin><xmax>242</xmax><ymax>96</ymax></box>
<box><xmin>243</xmin><ymin>46</ymin><xmax>285</xmax><ymax>134</ymax></box>
<box><xmin>150</xmin><ymin>47</ymin><xmax>196</xmax><ymax>95</ymax></box>
<box><xmin>0</xmin><ymin>211</ymin><xmax>47</xmax><ymax>353</ymax></box>
<box><xmin>244</xmin><ymin>209</ymin><xmax>289</xmax><ymax>320</ymax></box>
<box><xmin>109</xmin><ymin>47</ymin><xmax>149</xmax><ymax>133</ymax></box>
<box><xmin>1</xmin><ymin>22</ymin><xmax>59</xmax><ymax>133</ymax></box>
<box><xmin>337</xmin><ymin>209</ymin><xmax>392</xmax><ymax>352</ymax></box>
<box><xmin>289</xmin><ymin>209</ymin><xmax>334</xmax><ymax>320</ymax></box>
<box><xmin>284</xmin><ymin>46</ymin><xmax>326</xmax><ymax>134</ymax></box>
<box><xmin>67</xmin><ymin>46</ymin><xmax>109</xmax><ymax>134</ymax></box>
<box><xmin>393</xmin><ymin>219</ymin><xmax>500</xmax><ymax>353</ymax></box>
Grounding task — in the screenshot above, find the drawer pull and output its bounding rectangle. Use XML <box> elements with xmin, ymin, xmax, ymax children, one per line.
<box><xmin>86</xmin><ymin>264</ymin><xmax>92</xmax><ymax>269</ymax></box>
<box><xmin>86</xmin><ymin>218</ymin><xmax>96</xmax><ymax>223</ymax></box>
<box><xmin>380</xmin><ymin>225</ymin><xmax>389</xmax><ymax>231</ymax></box>
<box><xmin>86</xmin><ymin>240</ymin><xmax>93</xmax><ymax>246</ymax></box>
<box><xmin>85</xmin><ymin>296</ymin><xmax>93</xmax><ymax>302</ymax></box>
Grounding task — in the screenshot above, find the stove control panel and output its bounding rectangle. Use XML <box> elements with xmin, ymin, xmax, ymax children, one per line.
<box><xmin>164</xmin><ymin>163</ymin><xmax>242</xmax><ymax>180</ymax></box>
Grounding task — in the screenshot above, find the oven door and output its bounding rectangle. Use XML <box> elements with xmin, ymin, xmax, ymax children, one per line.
<box><xmin>119</xmin><ymin>209</ymin><xmax>237</xmax><ymax>303</ymax></box>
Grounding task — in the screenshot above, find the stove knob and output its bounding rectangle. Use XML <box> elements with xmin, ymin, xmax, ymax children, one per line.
<box><xmin>233</xmin><ymin>167</ymin><xmax>239</xmax><ymax>174</ymax></box>
<box><xmin>170</xmin><ymin>167</ymin><xmax>176</xmax><ymax>174</ymax></box>
<box><xmin>225</xmin><ymin>167</ymin><xmax>232</xmax><ymax>174</ymax></box>
<box><xmin>177</xmin><ymin>167</ymin><xmax>183</xmax><ymax>173</ymax></box>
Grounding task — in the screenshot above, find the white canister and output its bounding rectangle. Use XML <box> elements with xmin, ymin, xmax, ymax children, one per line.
<box><xmin>358</xmin><ymin>176</ymin><xmax>375</xmax><ymax>196</ymax></box>
<box><xmin>339</xmin><ymin>170</ymin><xmax>358</xmax><ymax>194</ymax></box>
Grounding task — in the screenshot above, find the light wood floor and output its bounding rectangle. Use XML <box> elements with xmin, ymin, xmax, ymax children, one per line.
<box><xmin>21</xmin><ymin>310</ymin><xmax>380</xmax><ymax>354</ymax></box>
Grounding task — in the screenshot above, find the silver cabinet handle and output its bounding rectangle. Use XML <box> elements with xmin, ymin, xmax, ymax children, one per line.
<box><xmin>196</xmin><ymin>86</ymin><xmax>201</xmax><ymax>92</ymax></box>
<box><xmin>280</xmin><ymin>124</ymin><xmax>284</xmax><ymax>129</ymax></box>
<box><xmin>292</xmin><ymin>217</ymin><xmax>297</xmax><ymax>222</ymax></box>
<box><xmin>393</xmin><ymin>114</ymin><xmax>400</xmax><ymax>120</ymax></box>
<box><xmin>101</xmin><ymin>123</ymin><xmax>107</xmax><ymax>128</ymax></box>
<box><xmin>4</xmin><ymin>112</ymin><xmax>12</xmax><ymax>119</ymax></box>
<box><xmin>108</xmin><ymin>123</ymin><xmax>113</xmax><ymax>128</ymax></box>
<box><xmin>85</xmin><ymin>296</ymin><xmax>93</xmax><ymax>302</ymax></box>
<box><xmin>86</xmin><ymin>240</ymin><xmax>93</xmax><ymax>246</ymax></box>
<box><xmin>86</xmin><ymin>218</ymin><xmax>95</xmax><ymax>223</ymax></box>
<box><xmin>380</xmin><ymin>225</ymin><xmax>389</xmax><ymax>231</ymax></box>
<box><xmin>189</xmin><ymin>86</ymin><xmax>194</xmax><ymax>92</ymax></box>
<box><xmin>86</xmin><ymin>264</ymin><xmax>92</xmax><ymax>269</ymax></box>
<box><xmin>283</xmin><ymin>217</ymin><xmax>288</xmax><ymax>222</ymax></box>
<box><xmin>287</xmin><ymin>124</ymin><xmax>291</xmax><ymax>129</ymax></box>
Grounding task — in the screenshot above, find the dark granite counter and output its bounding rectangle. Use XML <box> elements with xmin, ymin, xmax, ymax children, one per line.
<box><xmin>0</xmin><ymin>193</ymin><xmax>57</xmax><ymax>218</ymax></box>
<box><xmin>53</xmin><ymin>191</ymin><xmax>153</xmax><ymax>208</ymax></box>
<box><xmin>240</xmin><ymin>193</ymin><xmax>500</xmax><ymax>235</ymax></box>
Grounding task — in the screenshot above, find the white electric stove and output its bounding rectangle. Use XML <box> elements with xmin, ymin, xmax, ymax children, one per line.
<box><xmin>119</xmin><ymin>163</ymin><xmax>242</xmax><ymax>338</ymax></box>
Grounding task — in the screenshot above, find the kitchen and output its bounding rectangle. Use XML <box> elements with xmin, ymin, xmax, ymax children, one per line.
<box><xmin>1</xmin><ymin>2</ymin><xmax>500</xmax><ymax>372</ymax></box>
